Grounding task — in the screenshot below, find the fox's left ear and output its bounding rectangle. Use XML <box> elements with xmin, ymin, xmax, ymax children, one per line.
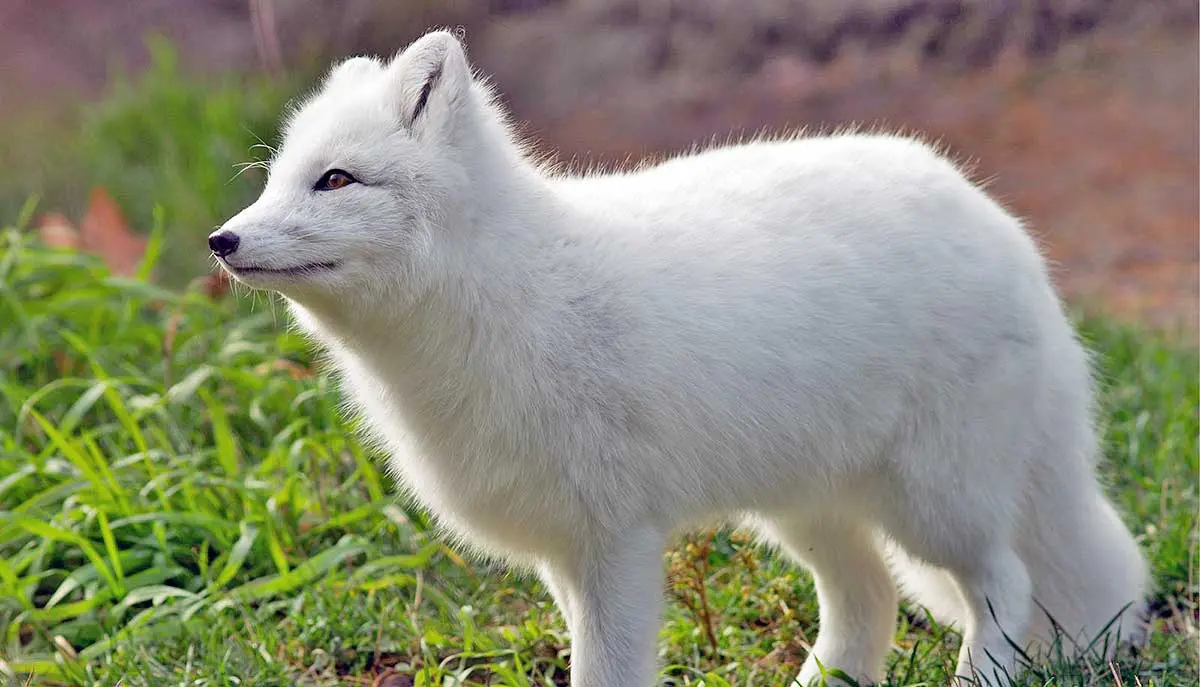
<box><xmin>386</xmin><ymin>30</ymin><xmax>473</xmax><ymax>137</ymax></box>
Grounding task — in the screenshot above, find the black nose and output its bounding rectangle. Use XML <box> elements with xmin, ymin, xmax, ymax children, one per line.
<box><xmin>208</xmin><ymin>231</ymin><xmax>240</xmax><ymax>258</ymax></box>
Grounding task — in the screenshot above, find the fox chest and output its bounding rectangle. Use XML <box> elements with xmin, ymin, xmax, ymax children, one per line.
<box><xmin>346</xmin><ymin>370</ymin><xmax>581</xmax><ymax>559</ymax></box>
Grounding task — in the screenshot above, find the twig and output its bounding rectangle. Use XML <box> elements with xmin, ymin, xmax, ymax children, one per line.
<box><xmin>249</xmin><ymin>0</ymin><xmax>284</xmax><ymax>74</ymax></box>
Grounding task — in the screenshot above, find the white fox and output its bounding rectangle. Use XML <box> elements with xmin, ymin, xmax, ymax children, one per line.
<box><xmin>211</xmin><ymin>30</ymin><xmax>1149</xmax><ymax>687</ymax></box>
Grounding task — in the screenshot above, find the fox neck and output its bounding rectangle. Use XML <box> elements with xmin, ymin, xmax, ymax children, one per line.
<box><xmin>288</xmin><ymin>155</ymin><xmax>567</xmax><ymax>436</ymax></box>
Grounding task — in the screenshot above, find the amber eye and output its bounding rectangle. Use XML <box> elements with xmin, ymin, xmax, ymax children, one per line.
<box><xmin>314</xmin><ymin>169</ymin><xmax>357</xmax><ymax>191</ymax></box>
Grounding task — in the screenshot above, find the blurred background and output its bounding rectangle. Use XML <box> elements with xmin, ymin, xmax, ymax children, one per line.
<box><xmin>1</xmin><ymin>0</ymin><xmax>1196</xmax><ymax>328</ymax></box>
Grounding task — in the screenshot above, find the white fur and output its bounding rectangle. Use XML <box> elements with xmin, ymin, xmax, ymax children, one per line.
<box><xmin>213</xmin><ymin>31</ymin><xmax>1150</xmax><ymax>687</ymax></box>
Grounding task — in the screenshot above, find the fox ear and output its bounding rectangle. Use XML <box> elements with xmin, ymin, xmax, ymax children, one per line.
<box><xmin>387</xmin><ymin>30</ymin><xmax>473</xmax><ymax>135</ymax></box>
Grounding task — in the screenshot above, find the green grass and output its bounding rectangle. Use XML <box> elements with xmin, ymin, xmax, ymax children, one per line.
<box><xmin>0</xmin><ymin>218</ymin><xmax>1196</xmax><ymax>686</ymax></box>
<box><xmin>0</xmin><ymin>42</ymin><xmax>1197</xmax><ymax>685</ymax></box>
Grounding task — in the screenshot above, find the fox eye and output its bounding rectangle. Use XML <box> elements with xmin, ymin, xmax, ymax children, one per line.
<box><xmin>314</xmin><ymin>169</ymin><xmax>357</xmax><ymax>191</ymax></box>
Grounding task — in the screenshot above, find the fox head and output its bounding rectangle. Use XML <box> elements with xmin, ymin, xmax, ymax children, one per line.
<box><xmin>210</xmin><ymin>30</ymin><xmax>514</xmax><ymax>309</ymax></box>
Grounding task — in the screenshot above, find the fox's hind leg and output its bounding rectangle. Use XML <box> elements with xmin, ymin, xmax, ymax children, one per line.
<box><xmin>946</xmin><ymin>544</ymin><xmax>1033</xmax><ymax>684</ymax></box>
<box><xmin>885</xmin><ymin>541</ymin><xmax>967</xmax><ymax>628</ymax></box>
<box><xmin>754</xmin><ymin>514</ymin><xmax>897</xmax><ymax>686</ymax></box>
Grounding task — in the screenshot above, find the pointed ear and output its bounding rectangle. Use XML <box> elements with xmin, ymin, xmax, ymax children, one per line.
<box><xmin>386</xmin><ymin>30</ymin><xmax>473</xmax><ymax>136</ymax></box>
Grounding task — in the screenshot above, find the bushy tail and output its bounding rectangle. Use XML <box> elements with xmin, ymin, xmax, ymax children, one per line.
<box><xmin>1015</xmin><ymin>491</ymin><xmax>1151</xmax><ymax>653</ymax></box>
<box><xmin>887</xmin><ymin>485</ymin><xmax>1150</xmax><ymax>658</ymax></box>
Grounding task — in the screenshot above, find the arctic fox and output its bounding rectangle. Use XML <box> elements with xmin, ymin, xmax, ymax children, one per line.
<box><xmin>210</xmin><ymin>30</ymin><xmax>1149</xmax><ymax>687</ymax></box>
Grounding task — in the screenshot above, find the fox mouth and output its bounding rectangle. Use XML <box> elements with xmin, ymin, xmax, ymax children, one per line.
<box><xmin>221</xmin><ymin>259</ymin><xmax>341</xmax><ymax>276</ymax></box>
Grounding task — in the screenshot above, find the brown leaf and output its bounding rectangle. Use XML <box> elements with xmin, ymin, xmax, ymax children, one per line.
<box><xmin>203</xmin><ymin>270</ymin><xmax>231</xmax><ymax>299</ymax></box>
<box><xmin>80</xmin><ymin>186</ymin><xmax>147</xmax><ymax>277</ymax></box>
<box><xmin>185</xmin><ymin>270</ymin><xmax>231</xmax><ymax>300</ymax></box>
<box><xmin>371</xmin><ymin>670</ymin><xmax>413</xmax><ymax>687</ymax></box>
<box><xmin>252</xmin><ymin>359</ymin><xmax>314</xmax><ymax>380</ymax></box>
<box><xmin>37</xmin><ymin>212</ymin><xmax>81</xmax><ymax>250</ymax></box>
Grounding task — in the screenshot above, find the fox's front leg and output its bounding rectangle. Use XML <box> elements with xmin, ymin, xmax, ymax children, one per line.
<box><xmin>555</xmin><ymin>524</ymin><xmax>666</xmax><ymax>687</ymax></box>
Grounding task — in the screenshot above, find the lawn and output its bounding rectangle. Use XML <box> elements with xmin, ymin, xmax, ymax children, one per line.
<box><xmin>0</xmin><ymin>44</ymin><xmax>1197</xmax><ymax>687</ymax></box>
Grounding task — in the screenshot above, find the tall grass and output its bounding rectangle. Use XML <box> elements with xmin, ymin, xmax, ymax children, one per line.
<box><xmin>0</xmin><ymin>218</ymin><xmax>453</xmax><ymax>683</ymax></box>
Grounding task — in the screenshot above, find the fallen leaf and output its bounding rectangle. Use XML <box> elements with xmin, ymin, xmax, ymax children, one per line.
<box><xmin>252</xmin><ymin>359</ymin><xmax>314</xmax><ymax>380</ymax></box>
<box><xmin>80</xmin><ymin>186</ymin><xmax>147</xmax><ymax>277</ymax></box>
<box><xmin>37</xmin><ymin>212</ymin><xmax>81</xmax><ymax>250</ymax></box>
<box><xmin>185</xmin><ymin>270</ymin><xmax>231</xmax><ymax>300</ymax></box>
<box><xmin>371</xmin><ymin>670</ymin><xmax>413</xmax><ymax>687</ymax></box>
<box><xmin>203</xmin><ymin>270</ymin><xmax>231</xmax><ymax>299</ymax></box>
